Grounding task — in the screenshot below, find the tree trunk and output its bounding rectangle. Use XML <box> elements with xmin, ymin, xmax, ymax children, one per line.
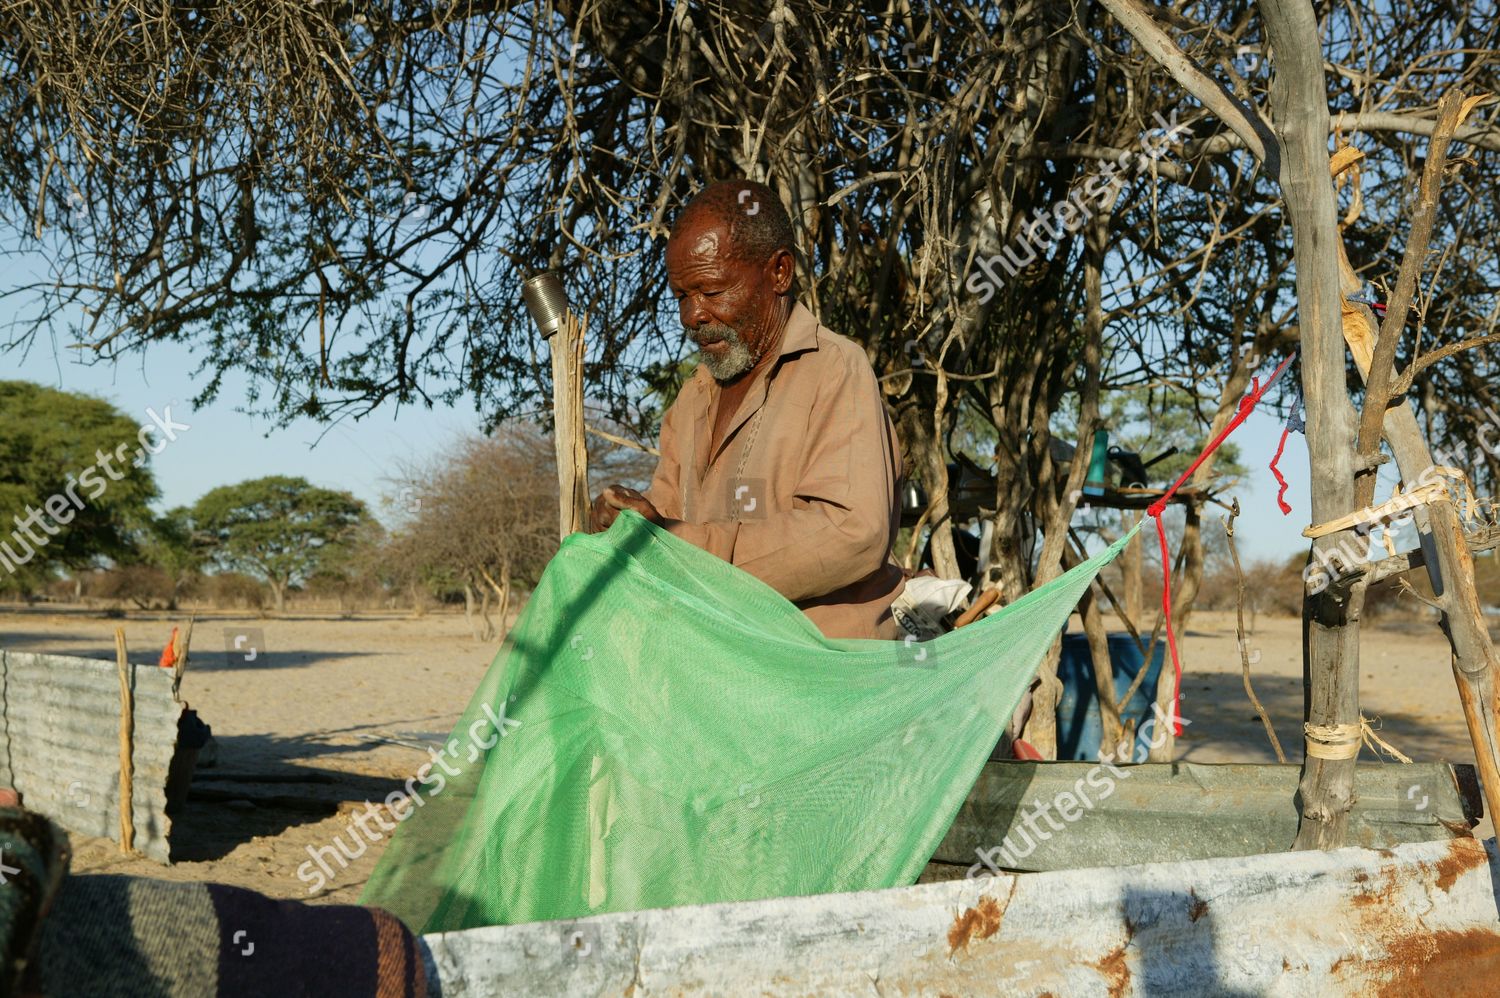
<box><xmin>903</xmin><ymin>409</ymin><xmax>960</xmax><ymax>578</ymax></box>
<box><xmin>270</xmin><ymin>579</ymin><xmax>286</xmax><ymax>614</ymax></box>
<box><xmin>462</xmin><ymin>580</ymin><xmax>483</xmax><ymax>641</ymax></box>
<box><xmin>1257</xmin><ymin>0</ymin><xmax>1367</xmax><ymax>850</ymax></box>
<box><xmin>479</xmin><ymin>563</ymin><xmax>512</xmax><ymax>644</ymax></box>
<box><xmin>1096</xmin><ymin>0</ymin><xmax>1367</xmax><ymax>846</ymax></box>
<box><xmin>1018</xmin><ymin>217</ymin><xmax>1108</xmax><ymax>760</ymax></box>
<box><xmin>1070</xmin><ymin>546</ymin><xmax>1126</xmax><ymax>753</ymax></box>
<box><xmin>496</xmin><ymin>561</ymin><xmax>513</xmax><ymax>642</ymax></box>
<box><xmin>477</xmin><ymin>583</ymin><xmax>496</xmax><ymax>642</ymax></box>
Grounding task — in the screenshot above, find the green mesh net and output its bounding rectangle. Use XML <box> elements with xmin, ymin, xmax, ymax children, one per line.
<box><xmin>361</xmin><ymin>510</ymin><xmax>1137</xmax><ymax>931</ymax></box>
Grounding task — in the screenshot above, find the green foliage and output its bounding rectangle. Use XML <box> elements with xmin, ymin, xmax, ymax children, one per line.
<box><xmin>0</xmin><ymin>380</ymin><xmax>159</xmax><ymax>593</ymax></box>
<box><xmin>192</xmin><ymin>475</ymin><xmax>372</xmax><ymax>611</ymax></box>
<box><xmin>133</xmin><ymin>506</ymin><xmax>208</xmax><ymax>607</ymax></box>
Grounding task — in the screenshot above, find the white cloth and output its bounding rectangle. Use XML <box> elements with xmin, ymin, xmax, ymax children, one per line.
<box><xmin>889</xmin><ymin>576</ymin><xmax>973</xmax><ymax>640</ymax></box>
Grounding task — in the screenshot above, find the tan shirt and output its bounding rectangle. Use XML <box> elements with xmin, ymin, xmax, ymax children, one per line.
<box><xmin>646</xmin><ymin>302</ymin><xmax>905</xmax><ymax>640</ymax></box>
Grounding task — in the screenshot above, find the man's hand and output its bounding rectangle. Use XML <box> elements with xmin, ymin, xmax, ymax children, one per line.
<box><xmin>589</xmin><ymin>485</ymin><xmax>664</xmax><ymax>533</ymax></box>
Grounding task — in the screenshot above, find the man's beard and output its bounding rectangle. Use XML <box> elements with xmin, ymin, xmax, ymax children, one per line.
<box><xmin>690</xmin><ymin>321</ymin><xmax>756</xmax><ymax>381</ymax></box>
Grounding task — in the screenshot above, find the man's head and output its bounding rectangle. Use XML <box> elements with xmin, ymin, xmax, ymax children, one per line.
<box><xmin>666</xmin><ymin>179</ymin><xmax>796</xmax><ymax>382</ymax></box>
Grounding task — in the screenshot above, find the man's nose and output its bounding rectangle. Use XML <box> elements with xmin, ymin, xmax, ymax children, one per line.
<box><xmin>680</xmin><ymin>296</ymin><xmax>711</xmax><ymax>329</ymax></box>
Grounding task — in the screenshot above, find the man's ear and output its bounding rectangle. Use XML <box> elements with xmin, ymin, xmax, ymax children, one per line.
<box><xmin>767</xmin><ymin>247</ymin><xmax>796</xmax><ymax>295</ymax></box>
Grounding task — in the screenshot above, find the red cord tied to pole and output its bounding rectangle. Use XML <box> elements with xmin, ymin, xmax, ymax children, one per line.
<box><xmin>1269</xmin><ymin>390</ymin><xmax>1304</xmax><ymax>515</ymax></box>
<box><xmin>1147</xmin><ymin>351</ymin><xmax>1298</xmax><ymax>736</ymax></box>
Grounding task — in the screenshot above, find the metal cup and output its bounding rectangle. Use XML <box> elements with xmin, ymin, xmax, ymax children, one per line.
<box><xmin>522</xmin><ymin>272</ymin><xmax>569</xmax><ymax>339</ymax></box>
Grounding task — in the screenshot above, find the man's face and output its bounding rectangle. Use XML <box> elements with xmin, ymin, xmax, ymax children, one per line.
<box><xmin>665</xmin><ymin>213</ymin><xmax>783</xmax><ymax>382</ymax></box>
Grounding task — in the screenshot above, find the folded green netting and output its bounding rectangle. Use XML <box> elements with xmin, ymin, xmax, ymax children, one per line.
<box><xmin>361</xmin><ymin>510</ymin><xmax>1138</xmax><ymax>932</ymax></box>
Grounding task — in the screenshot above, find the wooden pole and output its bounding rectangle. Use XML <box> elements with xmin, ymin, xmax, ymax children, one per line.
<box><xmin>114</xmin><ymin>627</ymin><xmax>135</xmax><ymax>854</ymax></box>
<box><xmin>172</xmin><ymin>616</ymin><xmax>193</xmax><ymax>701</ymax></box>
<box><xmin>1256</xmin><ymin>0</ymin><xmax>1368</xmax><ymax>851</ymax></box>
<box><xmin>1336</xmin><ymin>247</ymin><xmax>1500</xmax><ymax>835</ymax></box>
<box><xmin>1322</xmin><ymin>95</ymin><xmax>1500</xmax><ymax>826</ymax></box>
<box><xmin>1122</xmin><ymin>510</ymin><xmax>1143</xmax><ymax>623</ymax></box>
<box><xmin>550</xmin><ymin>310</ymin><xmax>590</xmax><ymax>539</ymax></box>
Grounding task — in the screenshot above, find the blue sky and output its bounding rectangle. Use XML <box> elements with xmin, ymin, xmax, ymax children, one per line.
<box><xmin>3</xmin><ymin>307</ymin><xmax>1318</xmax><ymax>562</ymax></box>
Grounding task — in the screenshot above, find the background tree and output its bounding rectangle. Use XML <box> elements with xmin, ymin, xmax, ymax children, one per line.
<box><xmin>385</xmin><ymin>424</ymin><xmax>653</xmax><ymax>639</ymax></box>
<box><xmin>387</xmin><ymin>426</ymin><xmax>572</xmax><ymax>640</ymax></box>
<box><xmin>132</xmin><ymin>506</ymin><xmax>208</xmax><ymax>610</ymax></box>
<box><xmin>192</xmin><ymin>475</ymin><xmax>372</xmax><ymax>613</ymax></box>
<box><xmin>0</xmin><ymin>380</ymin><xmax>159</xmax><ymax>596</ymax></box>
<box><xmin>302</xmin><ymin>515</ymin><xmax>388</xmax><ymax>614</ymax></box>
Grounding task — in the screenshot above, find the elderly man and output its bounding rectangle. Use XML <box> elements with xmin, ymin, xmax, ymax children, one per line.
<box><xmin>589</xmin><ymin>179</ymin><xmax>904</xmax><ymax>640</ymax></box>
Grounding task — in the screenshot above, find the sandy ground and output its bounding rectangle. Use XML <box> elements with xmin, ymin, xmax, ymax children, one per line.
<box><xmin>0</xmin><ymin>603</ymin><xmax>1493</xmax><ymax>907</ymax></box>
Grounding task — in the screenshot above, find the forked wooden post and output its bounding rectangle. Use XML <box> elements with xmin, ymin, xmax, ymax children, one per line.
<box><xmin>550</xmin><ymin>310</ymin><xmax>590</xmax><ymax>538</ymax></box>
<box><xmin>523</xmin><ymin>272</ymin><xmax>591</xmax><ymax>540</ymax></box>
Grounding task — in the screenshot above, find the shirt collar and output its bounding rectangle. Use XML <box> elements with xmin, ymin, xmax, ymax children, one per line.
<box><xmin>776</xmin><ymin>301</ymin><xmax>820</xmax><ymax>360</ymax></box>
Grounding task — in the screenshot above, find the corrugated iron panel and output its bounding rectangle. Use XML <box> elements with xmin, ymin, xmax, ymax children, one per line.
<box><xmin>421</xmin><ymin>836</ymin><xmax>1500</xmax><ymax>996</ymax></box>
<box><xmin>931</xmin><ymin>759</ymin><xmax>1475</xmax><ymax>872</ymax></box>
<box><xmin>0</xmin><ymin>650</ymin><xmax>184</xmax><ymax>863</ymax></box>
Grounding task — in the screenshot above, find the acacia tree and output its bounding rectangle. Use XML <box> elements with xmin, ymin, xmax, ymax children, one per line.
<box><xmin>0</xmin><ymin>381</ymin><xmax>160</xmax><ymax>595</ymax></box>
<box><xmin>1096</xmin><ymin>0</ymin><xmax>1500</xmax><ymax>849</ymax></box>
<box><xmin>193</xmin><ymin>475</ymin><xmax>372</xmax><ymax>613</ymax></box>
<box><xmin>133</xmin><ymin>507</ymin><xmax>207</xmax><ymax>610</ymax></box>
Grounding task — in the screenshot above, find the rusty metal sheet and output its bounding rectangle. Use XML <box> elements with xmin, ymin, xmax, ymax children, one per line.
<box><xmin>420</xmin><ymin>836</ymin><xmax>1500</xmax><ymax>996</ymax></box>
<box><xmin>931</xmin><ymin>759</ymin><xmax>1476</xmax><ymax>873</ymax></box>
<box><xmin>0</xmin><ymin>649</ymin><xmax>185</xmax><ymax>863</ymax></box>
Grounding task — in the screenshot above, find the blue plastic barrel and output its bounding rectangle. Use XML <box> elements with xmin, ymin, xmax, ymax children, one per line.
<box><xmin>1055</xmin><ymin>632</ymin><xmax>1165</xmax><ymax>763</ymax></box>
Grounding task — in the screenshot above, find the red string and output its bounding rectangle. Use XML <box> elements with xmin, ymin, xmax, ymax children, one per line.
<box><xmin>1146</xmin><ymin>351</ymin><xmax>1296</xmax><ymax>736</ymax></box>
<box><xmin>1270</xmin><ymin>427</ymin><xmax>1293</xmax><ymax>515</ymax></box>
<box><xmin>1152</xmin><ymin>516</ymin><xmax>1183</xmax><ymax>734</ymax></box>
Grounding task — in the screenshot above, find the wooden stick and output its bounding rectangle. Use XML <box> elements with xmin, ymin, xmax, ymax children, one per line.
<box><xmin>585</xmin><ymin>424</ymin><xmax>660</xmax><ymax>458</ymax></box>
<box><xmin>1225</xmin><ymin>503</ymin><xmax>1286</xmax><ymax>763</ymax></box>
<box><xmin>172</xmin><ymin>616</ymin><xmax>193</xmax><ymax>701</ymax></box>
<box><xmin>1353</xmin><ymin>91</ymin><xmax>1479</xmax><ymax>508</ymax></box>
<box><xmin>114</xmin><ymin>628</ymin><xmax>134</xmax><ymax>854</ymax></box>
<box><xmin>551</xmin><ymin>311</ymin><xmax>591</xmax><ymax>538</ymax></box>
<box><xmin>953</xmin><ymin>587</ymin><xmax>1000</xmax><ymax>628</ymax></box>
<box><xmin>1301</xmin><ymin>481</ymin><xmax>1450</xmax><ymax>538</ymax></box>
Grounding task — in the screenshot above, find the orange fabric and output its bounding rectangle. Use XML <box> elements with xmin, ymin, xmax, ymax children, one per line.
<box><xmin>646</xmin><ymin>302</ymin><xmax>904</xmax><ymax>640</ymax></box>
<box><xmin>158</xmin><ymin>626</ymin><xmax>180</xmax><ymax>669</ymax></box>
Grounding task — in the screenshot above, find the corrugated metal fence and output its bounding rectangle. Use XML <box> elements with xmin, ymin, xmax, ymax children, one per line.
<box><xmin>0</xmin><ymin>649</ymin><xmax>185</xmax><ymax>863</ymax></box>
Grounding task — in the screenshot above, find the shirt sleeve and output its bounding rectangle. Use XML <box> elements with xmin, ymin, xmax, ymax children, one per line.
<box><xmin>664</xmin><ymin>347</ymin><xmax>899</xmax><ymax>603</ymax></box>
<box><xmin>643</xmin><ymin>394</ymin><xmax>686</xmax><ymax>521</ymax></box>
